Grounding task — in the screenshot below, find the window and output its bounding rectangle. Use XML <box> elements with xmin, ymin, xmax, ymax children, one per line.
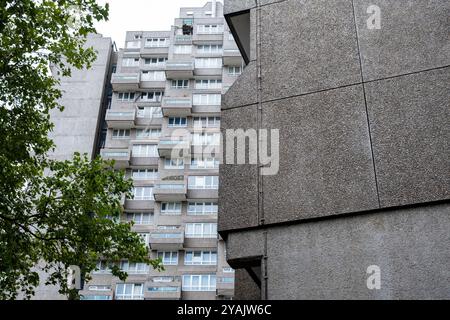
<box><xmin>228</xmin><ymin>66</ymin><xmax>242</xmax><ymax>76</ymax></box>
<box><xmin>165</xmin><ymin>158</ymin><xmax>184</xmax><ymax>170</ymax></box>
<box><xmin>168</xmin><ymin>117</ymin><xmax>187</xmax><ymax>127</ymax></box>
<box><xmin>188</xmin><ymin>176</ymin><xmax>219</xmax><ymax>190</ymax></box>
<box><xmin>132</xmin><ymin>187</ymin><xmax>154</xmax><ymax>201</ymax></box>
<box><xmin>144</xmin><ymin>57</ymin><xmax>167</xmax><ymax>66</ymax></box>
<box><xmin>223</xmin><ymin>268</ymin><xmax>235</xmax><ymax>273</ymax></box>
<box><xmin>185</xmin><ymin>223</ymin><xmax>217</xmax><ymax>238</ymax></box>
<box><xmin>94</xmin><ymin>261</ymin><xmax>112</xmax><ymax>274</ymax></box>
<box><xmin>120</xmin><ymin>261</ymin><xmax>149</xmax><ymax>274</ymax></box>
<box><xmin>112</xmin><ymin>129</ymin><xmax>130</xmax><ymax>140</ymax></box>
<box><xmin>197</xmin><ymin>24</ymin><xmax>224</xmax><ymax>34</ymax></box>
<box><xmin>145</xmin><ymin>38</ymin><xmax>169</xmax><ymax>47</ymax></box>
<box><xmin>142</xmin><ymin>71</ymin><xmax>166</xmax><ymax>81</ymax></box>
<box><xmin>171</xmin><ymin>80</ymin><xmax>189</xmax><ymax>89</ymax></box>
<box><xmin>228</xmin><ymin>33</ymin><xmax>234</xmax><ymax>41</ymax></box>
<box><xmin>185</xmin><ymin>251</ymin><xmax>217</xmax><ymax>265</ymax></box>
<box><xmin>195</xmin><ymin>79</ymin><xmax>222</xmax><ymax>90</ymax></box>
<box><xmin>136</xmin><ymin>128</ymin><xmax>161</xmax><ymax>139</ymax></box>
<box><xmin>220</xmin><ymin>277</ymin><xmax>235</xmax><ymax>284</ymax></box>
<box><xmin>182</xmin><ymin>275</ymin><xmax>216</xmax><ymax>292</ymax></box>
<box><xmin>191</xmin><ymin>158</ymin><xmax>219</xmax><ymax>169</ymax></box>
<box><xmin>148</xmin><ymin>287</ymin><xmax>179</xmax><ymax>292</ymax></box>
<box><xmin>126</xmin><ymin>41</ymin><xmax>141</xmax><ymax>49</ymax></box>
<box><xmin>132</xmin><ymin>169</ymin><xmax>158</xmax><ymax>180</ymax></box>
<box><xmin>174</xmin><ymin>45</ymin><xmax>192</xmax><ymax>54</ymax></box>
<box><xmin>188</xmin><ymin>202</ymin><xmax>218</xmax><ymax>215</ymax></box>
<box><xmin>197</xmin><ymin>44</ymin><xmax>223</xmax><ymax>54</ymax></box>
<box><xmin>193</xmin><ymin>116</ymin><xmax>221</xmax><ymax>128</ymax></box>
<box><xmin>134</xmin><ymin>34</ymin><xmax>142</xmax><ymax>40</ymax></box>
<box><xmin>195</xmin><ymin>58</ymin><xmax>222</xmax><ymax>68</ymax></box>
<box><xmin>137</xmin><ymin>106</ymin><xmax>162</xmax><ymax>118</ymax></box>
<box><xmin>115</xmin><ymin>283</ymin><xmax>144</xmax><ymax>300</ymax></box>
<box><xmin>122</xmin><ymin>57</ymin><xmax>140</xmax><ymax>67</ymax></box>
<box><xmin>81</xmin><ymin>295</ymin><xmax>112</xmax><ymax>300</ymax></box>
<box><xmin>132</xmin><ymin>144</ymin><xmax>158</xmax><ymax>157</ymax></box>
<box><xmin>192</xmin><ymin>133</ymin><xmax>221</xmax><ymax>146</ymax></box>
<box><xmin>158</xmin><ymin>251</ymin><xmax>178</xmax><ymax>265</ymax></box>
<box><xmin>125</xmin><ymin>212</ymin><xmax>153</xmax><ymax>225</ymax></box>
<box><xmin>160</xmin><ymin>202</ymin><xmax>182</xmax><ymax>215</ymax></box>
<box><xmin>141</xmin><ymin>91</ymin><xmax>164</xmax><ymax>102</ymax></box>
<box><xmin>118</xmin><ymin>92</ymin><xmax>135</xmax><ymax>102</ymax></box>
<box><xmin>193</xmin><ymin>94</ymin><xmax>221</xmax><ymax>105</ymax></box>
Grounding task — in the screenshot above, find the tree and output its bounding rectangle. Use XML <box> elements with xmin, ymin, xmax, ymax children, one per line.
<box><xmin>0</xmin><ymin>1</ymin><xmax>162</xmax><ymax>299</ymax></box>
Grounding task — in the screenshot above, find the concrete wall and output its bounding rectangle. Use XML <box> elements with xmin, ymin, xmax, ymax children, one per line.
<box><xmin>220</xmin><ymin>0</ymin><xmax>450</xmax><ymax>299</ymax></box>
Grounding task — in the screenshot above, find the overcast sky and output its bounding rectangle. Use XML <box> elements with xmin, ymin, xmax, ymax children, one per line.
<box><xmin>95</xmin><ymin>0</ymin><xmax>220</xmax><ymax>48</ymax></box>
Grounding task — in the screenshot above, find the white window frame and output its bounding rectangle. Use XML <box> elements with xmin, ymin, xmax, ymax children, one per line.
<box><xmin>197</xmin><ymin>44</ymin><xmax>223</xmax><ymax>54</ymax></box>
<box><xmin>196</xmin><ymin>24</ymin><xmax>224</xmax><ymax>34</ymax></box>
<box><xmin>228</xmin><ymin>66</ymin><xmax>242</xmax><ymax>76</ymax></box>
<box><xmin>120</xmin><ymin>261</ymin><xmax>149</xmax><ymax>274</ymax></box>
<box><xmin>115</xmin><ymin>283</ymin><xmax>144</xmax><ymax>300</ymax></box>
<box><xmin>192</xmin><ymin>94</ymin><xmax>221</xmax><ymax>105</ymax></box>
<box><xmin>132</xmin><ymin>144</ymin><xmax>158</xmax><ymax>157</ymax></box>
<box><xmin>140</xmin><ymin>91</ymin><xmax>164</xmax><ymax>102</ymax></box>
<box><xmin>188</xmin><ymin>176</ymin><xmax>219</xmax><ymax>190</ymax></box>
<box><xmin>185</xmin><ymin>223</ymin><xmax>217</xmax><ymax>238</ymax></box>
<box><xmin>126</xmin><ymin>41</ymin><xmax>141</xmax><ymax>49</ymax></box>
<box><xmin>112</xmin><ymin>129</ymin><xmax>130</xmax><ymax>140</ymax></box>
<box><xmin>194</xmin><ymin>79</ymin><xmax>222</xmax><ymax>90</ymax></box>
<box><xmin>188</xmin><ymin>202</ymin><xmax>218</xmax><ymax>215</ymax></box>
<box><xmin>132</xmin><ymin>187</ymin><xmax>154</xmax><ymax>201</ymax></box>
<box><xmin>157</xmin><ymin>251</ymin><xmax>179</xmax><ymax>265</ymax></box>
<box><xmin>193</xmin><ymin>116</ymin><xmax>221</xmax><ymax>128</ymax></box>
<box><xmin>171</xmin><ymin>80</ymin><xmax>189</xmax><ymax>89</ymax></box>
<box><xmin>122</xmin><ymin>57</ymin><xmax>140</xmax><ymax>67</ymax></box>
<box><xmin>144</xmin><ymin>57</ymin><xmax>167</xmax><ymax>66</ymax></box>
<box><xmin>168</xmin><ymin>117</ymin><xmax>188</xmax><ymax>127</ymax></box>
<box><xmin>192</xmin><ymin>133</ymin><xmax>221</xmax><ymax>146</ymax></box>
<box><xmin>184</xmin><ymin>251</ymin><xmax>217</xmax><ymax>265</ymax></box>
<box><xmin>164</xmin><ymin>158</ymin><xmax>184</xmax><ymax>170</ymax></box>
<box><xmin>145</xmin><ymin>38</ymin><xmax>169</xmax><ymax>48</ymax></box>
<box><xmin>136</xmin><ymin>128</ymin><xmax>161</xmax><ymax>139</ymax></box>
<box><xmin>125</xmin><ymin>212</ymin><xmax>153</xmax><ymax>225</ymax></box>
<box><xmin>117</xmin><ymin>92</ymin><xmax>135</xmax><ymax>102</ymax></box>
<box><xmin>182</xmin><ymin>275</ymin><xmax>216</xmax><ymax>292</ymax></box>
<box><xmin>136</xmin><ymin>106</ymin><xmax>163</xmax><ymax>119</ymax></box>
<box><xmin>160</xmin><ymin>202</ymin><xmax>182</xmax><ymax>215</ymax></box>
<box><xmin>190</xmin><ymin>158</ymin><xmax>219</xmax><ymax>169</ymax></box>
<box><xmin>132</xmin><ymin>169</ymin><xmax>158</xmax><ymax>180</ymax></box>
<box><xmin>195</xmin><ymin>58</ymin><xmax>222</xmax><ymax>69</ymax></box>
<box><xmin>174</xmin><ymin>45</ymin><xmax>192</xmax><ymax>54</ymax></box>
<box><xmin>142</xmin><ymin>70</ymin><xmax>166</xmax><ymax>81</ymax></box>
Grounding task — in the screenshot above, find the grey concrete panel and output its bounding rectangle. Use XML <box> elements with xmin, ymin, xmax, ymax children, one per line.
<box><xmin>222</xmin><ymin>61</ymin><xmax>258</xmax><ymax>109</ymax></box>
<box><xmin>219</xmin><ymin>105</ymin><xmax>259</xmax><ymax>231</ymax></box>
<box><xmin>354</xmin><ymin>0</ymin><xmax>450</xmax><ymax>81</ymax></box>
<box><xmin>260</xmin><ymin>0</ymin><xmax>361</xmax><ymax>101</ymax></box>
<box><xmin>365</xmin><ymin>67</ymin><xmax>450</xmax><ymax>207</ymax></box>
<box><xmin>262</xmin><ymin>84</ymin><xmax>379</xmax><ymax>224</ymax></box>
<box><xmin>267</xmin><ymin>202</ymin><xmax>450</xmax><ymax>299</ymax></box>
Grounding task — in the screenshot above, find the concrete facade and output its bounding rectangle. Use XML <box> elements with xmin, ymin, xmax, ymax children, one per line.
<box><xmin>82</xmin><ymin>2</ymin><xmax>242</xmax><ymax>300</ymax></box>
<box><xmin>220</xmin><ymin>0</ymin><xmax>450</xmax><ymax>299</ymax></box>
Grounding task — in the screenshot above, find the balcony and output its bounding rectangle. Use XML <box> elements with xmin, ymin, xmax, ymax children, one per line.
<box><xmin>154</xmin><ymin>182</ymin><xmax>187</xmax><ymax>202</ymax></box>
<box><xmin>146</xmin><ymin>286</ymin><xmax>182</xmax><ymax>300</ymax></box>
<box><xmin>165</xmin><ymin>61</ymin><xmax>194</xmax><ymax>79</ymax></box>
<box><xmin>161</xmin><ymin>97</ymin><xmax>192</xmax><ymax>116</ymax></box>
<box><xmin>100</xmin><ymin>149</ymin><xmax>130</xmax><ymax>169</ymax></box>
<box><xmin>157</xmin><ymin>138</ymin><xmax>190</xmax><ymax>158</ymax></box>
<box><xmin>105</xmin><ymin>110</ymin><xmax>136</xmax><ymax>129</ymax></box>
<box><xmin>193</xmin><ymin>33</ymin><xmax>223</xmax><ymax>44</ymax></box>
<box><xmin>174</xmin><ymin>35</ymin><xmax>192</xmax><ymax>44</ymax></box>
<box><xmin>111</xmin><ymin>73</ymin><xmax>140</xmax><ymax>91</ymax></box>
<box><xmin>223</xmin><ymin>49</ymin><xmax>242</xmax><ymax>66</ymax></box>
<box><xmin>216</xmin><ymin>281</ymin><xmax>234</xmax><ymax>298</ymax></box>
<box><xmin>149</xmin><ymin>228</ymin><xmax>185</xmax><ymax>250</ymax></box>
<box><xmin>140</xmin><ymin>46</ymin><xmax>169</xmax><ymax>58</ymax></box>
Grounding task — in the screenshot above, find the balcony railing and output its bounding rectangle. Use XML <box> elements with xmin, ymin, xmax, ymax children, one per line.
<box><xmin>161</xmin><ymin>97</ymin><xmax>192</xmax><ymax>116</ymax></box>
<box><xmin>111</xmin><ymin>73</ymin><xmax>140</xmax><ymax>91</ymax></box>
<box><xmin>105</xmin><ymin>110</ymin><xmax>136</xmax><ymax>128</ymax></box>
<box><xmin>165</xmin><ymin>61</ymin><xmax>194</xmax><ymax>79</ymax></box>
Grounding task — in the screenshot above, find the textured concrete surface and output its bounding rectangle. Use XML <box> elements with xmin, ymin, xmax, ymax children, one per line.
<box><xmin>225</xmin><ymin>230</ymin><xmax>265</xmax><ymax>262</ymax></box>
<box><xmin>234</xmin><ymin>269</ymin><xmax>261</xmax><ymax>300</ymax></box>
<box><xmin>260</xmin><ymin>0</ymin><xmax>361</xmax><ymax>101</ymax></box>
<box><xmin>262</xmin><ymin>84</ymin><xmax>379</xmax><ymax>225</ymax></box>
<box><xmin>222</xmin><ymin>61</ymin><xmax>258</xmax><ymax>109</ymax></box>
<box><xmin>366</xmin><ymin>67</ymin><xmax>450</xmax><ymax>207</ymax></box>
<box><xmin>266</xmin><ymin>202</ymin><xmax>450</xmax><ymax>299</ymax></box>
<box><xmin>354</xmin><ymin>0</ymin><xmax>450</xmax><ymax>81</ymax></box>
<box><xmin>219</xmin><ymin>105</ymin><xmax>260</xmax><ymax>231</ymax></box>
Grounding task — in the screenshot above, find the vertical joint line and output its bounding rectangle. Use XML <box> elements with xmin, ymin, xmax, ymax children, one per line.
<box><xmin>351</xmin><ymin>0</ymin><xmax>382</xmax><ymax>208</ymax></box>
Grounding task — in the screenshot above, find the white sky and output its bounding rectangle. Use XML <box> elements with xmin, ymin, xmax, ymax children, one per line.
<box><xmin>95</xmin><ymin>0</ymin><xmax>218</xmax><ymax>49</ymax></box>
